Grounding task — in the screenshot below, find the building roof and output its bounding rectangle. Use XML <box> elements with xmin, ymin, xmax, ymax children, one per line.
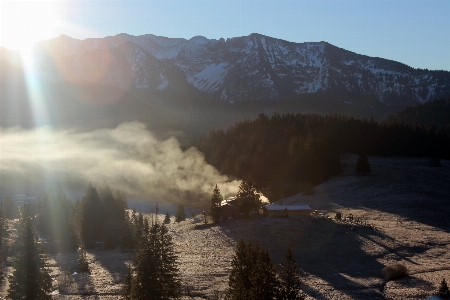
<box><xmin>264</xmin><ymin>205</ymin><xmax>312</xmax><ymax>211</ymax></box>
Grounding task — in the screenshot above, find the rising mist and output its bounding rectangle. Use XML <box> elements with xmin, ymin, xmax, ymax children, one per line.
<box><xmin>0</xmin><ymin>122</ymin><xmax>240</xmax><ymax>207</ymax></box>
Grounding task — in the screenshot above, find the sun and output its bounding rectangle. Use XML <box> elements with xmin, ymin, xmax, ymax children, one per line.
<box><xmin>0</xmin><ymin>1</ymin><xmax>61</xmax><ymax>52</ymax></box>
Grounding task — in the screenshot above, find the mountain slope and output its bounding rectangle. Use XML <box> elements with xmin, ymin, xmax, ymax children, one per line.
<box><xmin>27</xmin><ymin>33</ymin><xmax>450</xmax><ymax>106</ymax></box>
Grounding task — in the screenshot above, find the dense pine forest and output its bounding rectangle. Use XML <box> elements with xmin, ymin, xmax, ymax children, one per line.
<box><xmin>384</xmin><ymin>98</ymin><xmax>450</xmax><ymax>129</ymax></box>
<box><xmin>196</xmin><ymin>113</ymin><xmax>450</xmax><ymax>200</ymax></box>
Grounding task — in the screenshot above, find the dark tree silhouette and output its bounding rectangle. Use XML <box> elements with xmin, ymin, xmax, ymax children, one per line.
<box><xmin>279</xmin><ymin>247</ymin><xmax>304</xmax><ymax>300</ymax></box>
<box><xmin>80</xmin><ymin>184</ymin><xmax>103</xmax><ymax>248</ymax></box>
<box><xmin>2</xmin><ymin>195</ymin><xmax>15</xmax><ymax>219</ymax></box>
<box><xmin>77</xmin><ymin>245</ymin><xmax>89</xmax><ymax>273</ymax></box>
<box><xmin>7</xmin><ymin>204</ymin><xmax>52</xmax><ymax>300</ymax></box>
<box><xmin>164</xmin><ymin>211</ymin><xmax>171</xmax><ymax>224</ymax></box>
<box><xmin>227</xmin><ymin>239</ymin><xmax>278</xmax><ymax>300</ymax></box>
<box><xmin>175</xmin><ymin>204</ymin><xmax>186</xmax><ymax>223</ymax></box>
<box><xmin>209</xmin><ymin>184</ymin><xmax>222</xmax><ymax>223</ymax></box>
<box><xmin>438</xmin><ymin>278</ymin><xmax>450</xmax><ymax>298</ymax></box>
<box><xmin>36</xmin><ymin>187</ymin><xmax>77</xmax><ymax>252</ymax></box>
<box><xmin>129</xmin><ymin>222</ymin><xmax>181</xmax><ymax>299</ymax></box>
<box><xmin>356</xmin><ymin>154</ymin><xmax>371</xmax><ymax>174</ymax></box>
<box><xmin>236</xmin><ymin>179</ymin><xmax>262</xmax><ymax>217</ymax></box>
<box><xmin>0</xmin><ymin>204</ymin><xmax>7</xmax><ymax>283</ymax></box>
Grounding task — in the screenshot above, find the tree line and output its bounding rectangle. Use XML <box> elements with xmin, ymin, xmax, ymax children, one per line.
<box><xmin>196</xmin><ymin>112</ymin><xmax>450</xmax><ymax>200</ymax></box>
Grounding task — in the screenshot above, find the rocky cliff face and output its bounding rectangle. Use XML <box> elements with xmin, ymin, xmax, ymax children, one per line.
<box><xmin>19</xmin><ymin>33</ymin><xmax>448</xmax><ymax>106</ymax></box>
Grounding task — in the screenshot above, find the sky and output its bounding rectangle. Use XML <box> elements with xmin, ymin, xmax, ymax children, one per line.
<box><xmin>0</xmin><ymin>0</ymin><xmax>449</xmax><ymax>71</ymax></box>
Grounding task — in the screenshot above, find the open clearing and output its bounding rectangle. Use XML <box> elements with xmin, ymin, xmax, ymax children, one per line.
<box><xmin>1</xmin><ymin>155</ymin><xmax>449</xmax><ymax>299</ymax></box>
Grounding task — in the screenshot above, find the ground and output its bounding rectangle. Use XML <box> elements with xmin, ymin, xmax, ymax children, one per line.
<box><xmin>1</xmin><ymin>155</ymin><xmax>449</xmax><ymax>299</ymax></box>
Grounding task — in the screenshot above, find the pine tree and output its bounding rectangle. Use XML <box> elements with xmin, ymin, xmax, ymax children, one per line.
<box><xmin>250</xmin><ymin>246</ymin><xmax>279</xmax><ymax>300</ymax></box>
<box><xmin>80</xmin><ymin>183</ymin><xmax>103</xmax><ymax>248</ymax></box>
<box><xmin>209</xmin><ymin>184</ymin><xmax>222</xmax><ymax>223</ymax></box>
<box><xmin>236</xmin><ymin>179</ymin><xmax>262</xmax><ymax>217</ymax></box>
<box><xmin>129</xmin><ymin>222</ymin><xmax>181</xmax><ymax>299</ymax></box>
<box><xmin>279</xmin><ymin>247</ymin><xmax>304</xmax><ymax>300</ymax></box>
<box><xmin>3</xmin><ymin>195</ymin><xmax>15</xmax><ymax>219</ymax></box>
<box><xmin>164</xmin><ymin>211</ymin><xmax>171</xmax><ymax>224</ymax></box>
<box><xmin>227</xmin><ymin>239</ymin><xmax>252</xmax><ymax>299</ymax></box>
<box><xmin>438</xmin><ymin>278</ymin><xmax>450</xmax><ymax>297</ymax></box>
<box><xmin>122</xmin><ymin>263</ymin><xmax>133</xmax><ymax>300</ymax></box>
<box><xmin>77</xmin><ymin>245</ymin><xmax>89</xmax><ymax>273</ymax></box>
<box><xmin>0</xmin><ymin>204</ymin><xmax>7</xmax><ymax>283</ymax></box>
<box><xmin>36</xmin><ymin>187</ymin><xmax>77</xmax><ymax>252</ymax></box>
<box><xmin>175</xmin><ymin>204</ymin><xmax>186</xmax><ymax>223</ymax></box>
<box><xmin>7</xmin><ymin>204</ymin><xmax>52</xmax><ymax>300</ymax></box>
<box><xmin>356</xmin><ymin>154</ymin><xmax>371</xmax><ymax>174</ymax></box>
<box><xmin>227</xmin><ymin>239</ymin><xmax>278</xmax><ymax>300</ymax></box>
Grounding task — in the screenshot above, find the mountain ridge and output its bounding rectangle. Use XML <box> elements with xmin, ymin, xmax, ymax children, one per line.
<box><xmin>1</xmin><ymin>33</ymin><xmax>449</xmax><ymax>134</ymax></box>
<box><xmin>23</xmin><ymin>32</ymin><xmax>449</xmax><ymax>105</ymax></box>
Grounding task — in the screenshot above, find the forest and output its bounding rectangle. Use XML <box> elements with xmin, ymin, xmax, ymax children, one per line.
<box><xmin>195</xmin><ymin>110</ymin><xmax>450</xmax><ymax>200</ymax></box>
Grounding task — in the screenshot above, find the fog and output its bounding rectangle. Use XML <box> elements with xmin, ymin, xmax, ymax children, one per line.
<box><xmin>0</xmin><ymin>122</ymin><xmax>240</xmax><ymax>207</ymax></box>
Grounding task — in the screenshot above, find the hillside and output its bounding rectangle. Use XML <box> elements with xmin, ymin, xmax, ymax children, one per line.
<box><xmin>1</xmin><ymin>155</ymin><xmax>448</xmax><ymax>299</ymax></box>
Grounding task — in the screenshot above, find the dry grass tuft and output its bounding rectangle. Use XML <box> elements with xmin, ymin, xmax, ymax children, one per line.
<box><xmin>382</xmin><ymin>263</ymin><xmax>408</xmax><ymax>281</ymax></box>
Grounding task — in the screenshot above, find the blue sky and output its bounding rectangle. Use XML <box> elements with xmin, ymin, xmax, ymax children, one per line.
<box><xmin>1</xmin><ymin>0</ymin><xmax>449</xmax><ymax>71</ymax></box>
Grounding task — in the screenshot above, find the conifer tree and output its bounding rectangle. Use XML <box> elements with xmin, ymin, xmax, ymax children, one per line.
<box><xmin>250</xmin><ymin>246</ymin><xmax>279</xmax><ymax>300</ymax></box>
<box><xmin>356</xmin><ymin>154</ymin><xmax>371</xmax><ymax>174</ymax></box>
<box><xmin>2</xmin><ymin>195</ymin><xmax>15</xmax><ymax>219</ymax></box>
<box><xmin>279</xmin><ymin>247</ymin><xmax>304</xmax><ymax>300</ymax></box>
<box><xmin>122</xmin><ymin>263</ymin><xmax>133</xmax><ymax>300</ymax></box>
<box><xmin>227</xmin><ymin>239</ymin><xmax>252</xmax><ymax>299</ymax></box>
<box><xmin>227</xmin><ymin>239</ymin><xmax>278</xmax><ymax>300</ymax></box>
<box><xmin>129</xmin><ymin>222</ymin><xmax>181</xmax><ymax>299</ymax></box>
<box><xmin>236</xmin><ymin>179</ymin><xmax>262</xmax><ymax>217</ymax></box>
<box><xmin>0</xmin><ymin>204</ymin><xmax>7</xmax><ymax>283</ymax></box>
<box><xmin>209</xmin><ymin>184</ymin><xmax>222</xmax><ymax>223</ymax></box>
<box><xmin>7</xmin><ymin>204</ymin><xmax>52</xmax><ymax>300</ymax></box>
<box><xmin>80</xmin><ymin>183</ymin><xmax>103</xmax><ymax>248</ymax></box>
<box><xmin>438</xmin><ymin>278</ymin><xmax>450</xmax><ymax>297</ymax></box>
<box><xmin>175</xmin><ymin>204</ymin><xmax>186</xmax><ymax>223</ymax></box>
<box><xmin>77</xmin><ymin>245</ymin><xmax>89</xmax><ymax>273</ymax></box>
<box><xmin>164</xmin><ymin>211</ymin><xmax>171</xmax><ymax>224</ymax></box>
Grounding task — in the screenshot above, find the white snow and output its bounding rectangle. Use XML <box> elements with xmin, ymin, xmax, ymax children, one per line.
<box><xmin>188</xmin><ymin>62</ymin><xmax>228</xmax><ymax>92</ymax></box>
<box><xmin>157</xmin><ymin>72</ymin><xmax>169</xmax><ymax>91</ymax></box>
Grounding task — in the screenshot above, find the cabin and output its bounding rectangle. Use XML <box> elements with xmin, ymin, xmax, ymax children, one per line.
<box><xmin>220</xmin><ymin>197</ymin><xmax>240</xmax><ymax>220</ymax></box>
<box><xmin>261</xmin><ymin>204</ymin><xmax>312</xmax><ymax>217</ymax></box>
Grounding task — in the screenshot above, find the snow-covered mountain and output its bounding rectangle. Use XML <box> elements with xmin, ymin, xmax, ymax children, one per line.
<box><xmin>6</xmin><ymin>33</ymin><xmax>450</xmax><ymax>105</ymax></box>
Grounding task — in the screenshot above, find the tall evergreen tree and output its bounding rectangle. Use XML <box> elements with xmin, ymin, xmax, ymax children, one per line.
<box><xmin>129</xmin><ymin>222</ymin><xmax>181</xmax><ymax>299</ymax></box>
<box><xmin>209</xmin><ymin>184</ymin><xmax>222</xmax><ymax>223</ymax></box>
<box><xmin>278</xmin><ymin>247</ymin><xmax>304</xmax><ymax>300</ymax></box>
<box><xmin>122</xmin><ymin>263</ymin><xmax>133</xmax><ymax>300</ymax></box>
<box><xmin>227</xmin><ymin>239</ymin><xmax>252</xmax><ymax>300</ymax></box>
<box><xmin>356</xmin><ymin>154</ymin><xmax>371</xmax><ymax>174</ymax></box>
<box><xmin>80</xmin><ymin>183</ymin><xmax>103</xmax><ymax>248</ymax></box>
<box><xmin>227</xmin><ymin>239</ymin><xmax>278</xmax><ymax>300</ymax></box>
<box><xmin>36</xmin><ymin>187</ymin><xmax>77</xmax><ymax>252</ymax></box>
<box><xmin>438</xmin><ymin>278</ymin><xmax>450</xmax><ymax>298</ymax></box>
<box><xmin>7</xmin><ymin>204</ymin><xmax>52</xmax><ymax>300</ymax></box>
<box><xmin>3</xmin><ymin>195</ymin><xmax>15</xmax><ymax>219</ymax></box>
<box><xmin>236</xmin><ymin>179</ymin><xmax>262</xmax><ymax>217</ymax></box>
<box><xmin>164</xmin><ymin>211</ymin><xmax>171</xmax><ymax>224</ymax></box>
<box><xmin>77</xmin><ymin>245</ymin><xmax>89</xmax><ymax>273</ymax></box>
<box><xmin>0</xmin><ymin>204</ymin><xmax>7</xmax><ymax>283</ymax></box>
<box><xmin>175</xmin><ymin>204</ymin><xmax>186</xmax><ymax>223</ymax></box>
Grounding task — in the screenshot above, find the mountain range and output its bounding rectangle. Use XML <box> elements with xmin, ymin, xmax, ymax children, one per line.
<box><xmin>1</xmin><ymin>33</ymin><xmax>449</xmax><ymax>135</ymax></box>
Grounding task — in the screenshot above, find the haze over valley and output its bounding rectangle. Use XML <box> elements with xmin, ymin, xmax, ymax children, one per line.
<box><xmin>0</xmin><ymin>2</ymin><xmax>449</xmax><ymax>297</ymax></box>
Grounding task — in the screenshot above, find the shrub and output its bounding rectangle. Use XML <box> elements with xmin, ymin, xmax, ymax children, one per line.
<box><xmin>382</xmin><ymin>263</ymin><xmax>408</xmax><ymax>281</ymax></box>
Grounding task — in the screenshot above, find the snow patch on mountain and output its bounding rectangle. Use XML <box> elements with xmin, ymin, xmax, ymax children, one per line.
<box><xmin>157</xmin><ymin>73</ymin><xmax>169</xmax><ymax>91</ymax></box>
<box><xmin>188</xmin><ymin>62</ymin><xmax>228</xmax><ymax>92</ymax></box>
